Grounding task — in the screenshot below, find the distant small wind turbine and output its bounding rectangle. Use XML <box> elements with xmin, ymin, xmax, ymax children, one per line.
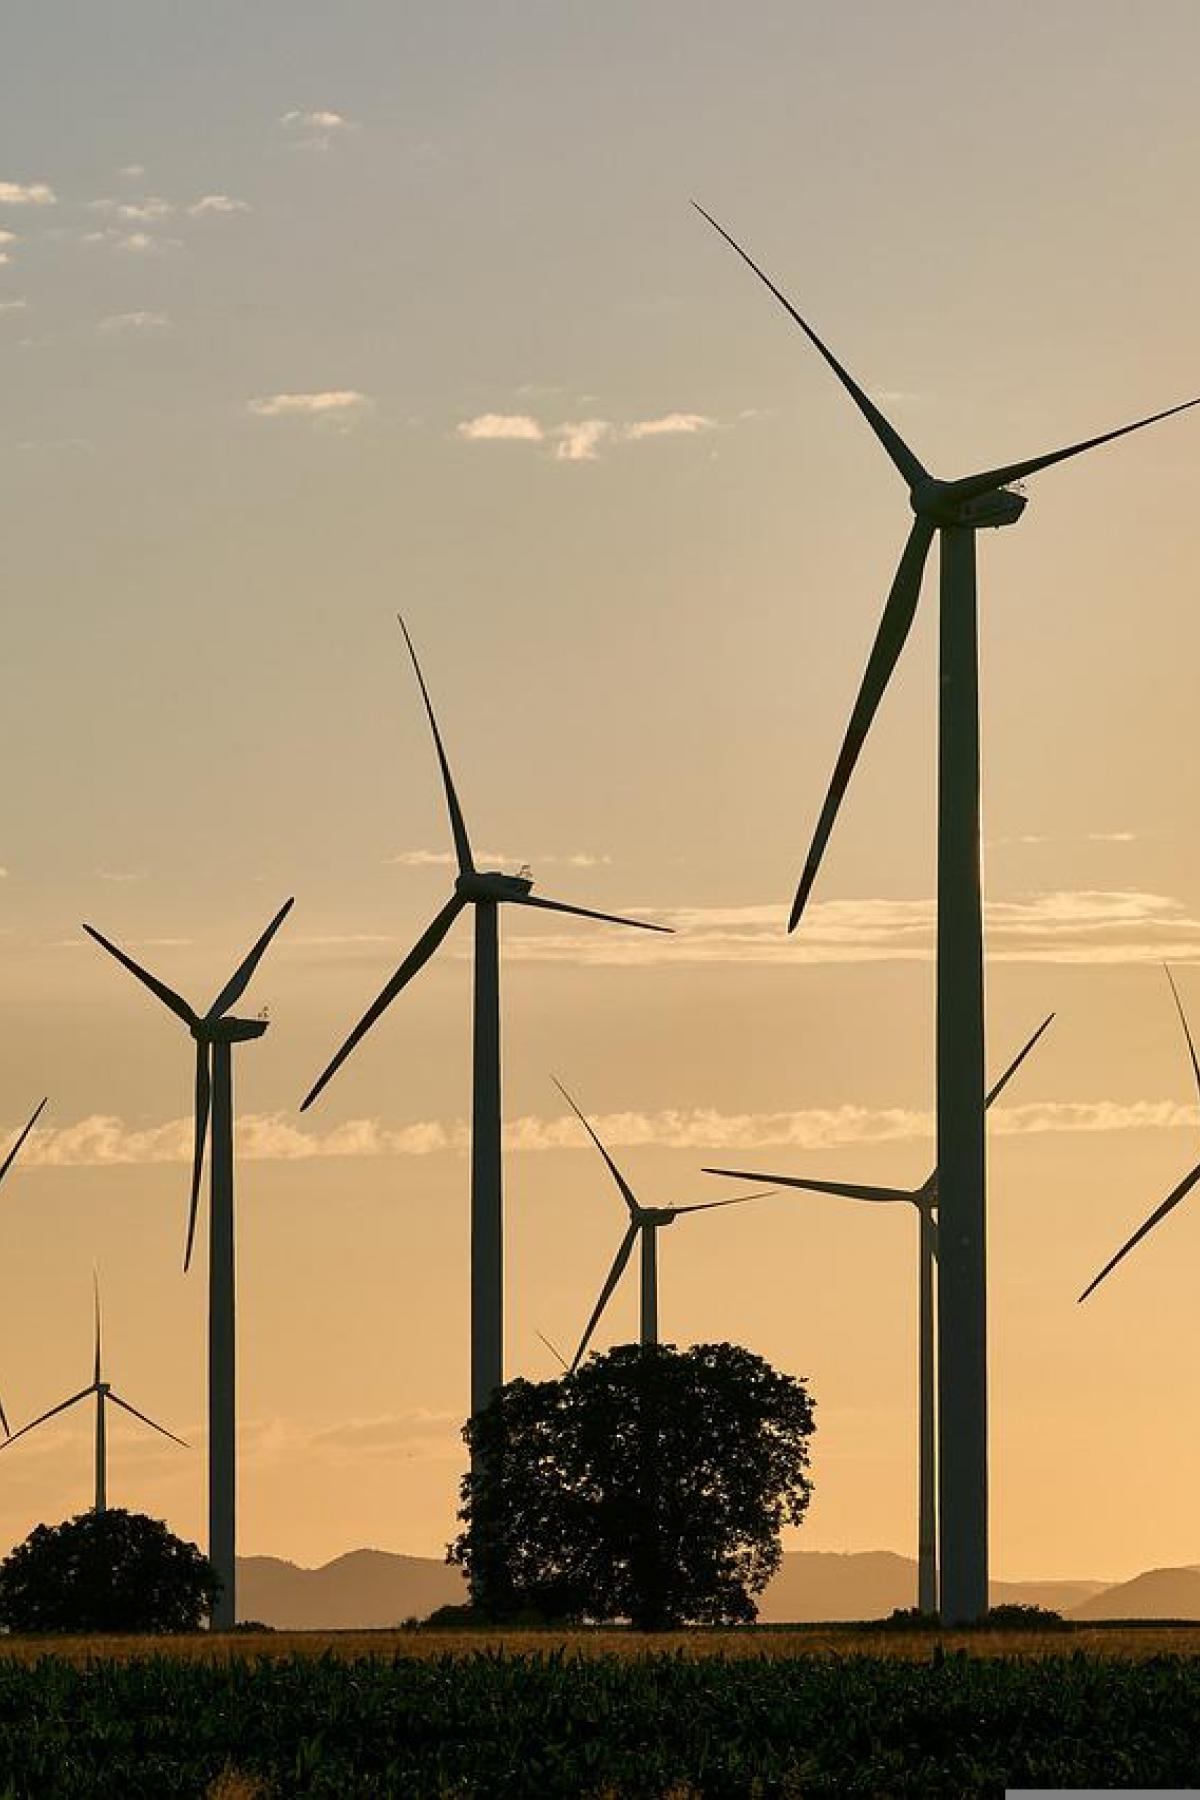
<box><xmin>706</xmin><ymin>1013</ymin><xmax>1052</xmax><ymax>1615</ymax></box>
<box><xmin>1</xmin><ymin>1275</ymin><xmax>186</xmax><ymax>1513</ymax></box>
<box><xmin>1080</xmin><ymin>967</ymin><xmax>1200</xmax><ymax>1304</ymax></box>
<box><xmin>0</xmin><ymin>1095</ymin><xmax>48</xmax><ymax>1435</ymax></box>
<box><xmin>301</xmin><ymin>618</ymin><xmax>669</xmax><ymax>1423</ymax></box>
<box><xmin>83</xmin><ymin>900</ymin><xmax>292</xmax><ymax>1628</ymax></box>
<box><xmin>555</xmin><ymin>1078</ymin><xmax>774</xmax><ymax>1371</ymax></box>
<box><xmin>694</xmin><ymin>203</ymin><xmax>1200</xmax><ymax>1622</ymax></box>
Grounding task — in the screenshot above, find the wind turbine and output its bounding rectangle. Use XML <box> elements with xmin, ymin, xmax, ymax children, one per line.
<box><xmin>1080</xmin><ymin>967</ymin><xmax>1200</xmax><ymax>1305</ymax></box>
<box><xmin>301</xmin><ymin>619</ymin><xmax>669</xmax><ymax>1424</ymax></box>
<box><xmin>83</xmin><ymin>900</ymin><xmax>293</xmax><ymax>1628</ymax></box>
<box><xmin>554</xmin><ymin>1078</ymin><xmax>774</xmax><ymax>1371</ymax></box>
<box><xmin>1</xmin><ymin>1275</ymin><xmax>186</xmax><ymax>1513</ymax></box>
<box><xmin>0</xmin><ymin>1096</ymin><xmax>49</xmax><ymax>1435</ymax></box>
<box><xmin>694</xmin><ymin>205</ymin><xmax>1200</xmax><ymax>1621</ymax></box>
<box><xmin>706</xmin><ymin>1012</ymin><xmax>1053</xmax><ymax>1615</ymax></box>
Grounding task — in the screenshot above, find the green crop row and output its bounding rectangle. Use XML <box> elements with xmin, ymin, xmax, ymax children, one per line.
<box><xmin>0</xmin><ymin>1647</ymin><xmax>1195</xmax><ymax>1795</ymax></box>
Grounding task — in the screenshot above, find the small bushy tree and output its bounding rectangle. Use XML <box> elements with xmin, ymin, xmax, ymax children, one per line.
<box><xmin>450</xmin><ymin>1342</ymin><xmax>816</xmax><ymax>1628</ymax></box>
<box><xmin>0</xmin><ymin>1509</ymin><xmax>219</xmax><ymax>1633</ymax></box>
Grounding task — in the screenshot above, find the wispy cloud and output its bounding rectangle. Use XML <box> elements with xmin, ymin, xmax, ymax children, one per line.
<box><xmin>623</xmin><ymin>412</ymin><xmax>718</xmax><ymax>440</ymax></box>
<box><xmin>386</xmin><ymin>849</ymin><xmax>610</xmax><ymax>869</ymax></box>
<box><xmin>457</xmin><ymin>409</ymin><xmax>721</xmax><ymax>462</ymax></box>
<box><xmin>457</xmin><ymin>414</ymin><xmax>544</xmax><ymax>442</ymax></box>
<box><xmin>0</xmin><ymin>230</ymin><xmax>18</xmax><ymax>262</ymax></box>
<box><xmin>83</xmin><ymin>226</ymin><xmax>181</xmax><ymax>254</ymax></box>
<box><xmin>0</xmin><ymin>181</ymin><xmax>55</xmax><ymax>206</ymax></box>
<box><xmin>98</xmin><ymin>311</ymin><xmax>168</xmax><ymax>333</ymax></box>
<box><xmin>13</xmin><ymin>1096</ymin><xmax>1200</xmax><ymax>1172</ymax></box>
<box><xmin>475</xmin><ymin>891</ymin><xmax>1200</xmax><ymax>970</ymax></box>
<box><xmin>279</xmin><ymin>108</ymin><xmax>357</xmax><ymax>151</ymax></box>
<box><xmin>96</xmin><ymin>869</ymin><xmax>148</xmax><ymax>883</ymax></box>
<box><xmin>188</xmin><ymin>193</ymin><xmax>250</xmax><ymax>216</ymax></box>
<box><xmin>242</xmin><ymin>1408</ymin><xmax>462</xmax><ymax>1471</ymax></box>
<box><xmin>114</xmin><ymin>197</ymin><xmax>173</xmax><ymax>222</ymax></box>
<box><xmin>281</xmin><ymin>108</ymin><xmax>353</xmax><ymax>131</ymax></box>
<box><xmin>0</xmin><ymin>299</ymin><xmax>27</xmax><ymax>314</ymax></box>
<box><xmin>554</xmin><ymin>419</ymin><xmax>612</xmax><ymax>462</ymax></box>
<box><xmin>1088</xmin><ymin>831</ymin><xmax>1138</xmax><ymax>844</ymax></box>
<box><xmin>247</xmin><ymin>390</ymin><xmax>372</xmax><ymax>423</ymax></box>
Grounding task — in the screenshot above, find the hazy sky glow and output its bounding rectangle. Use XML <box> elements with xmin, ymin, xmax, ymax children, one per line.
<box><xmin>4</xmin><ymin>1</ymin><xmax>1200</xmax><ymax>1584</ymax></box>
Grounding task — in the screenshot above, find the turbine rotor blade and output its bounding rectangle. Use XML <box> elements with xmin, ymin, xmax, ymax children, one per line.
<box><xmin>670</xmin><ymin>1189</ymin><xmax>776</xmax><ymax>1216</ymax></box>
<box><xmin>512</xmin><ymin>893</ymin><xmax>671</xmax><ymax>933</ymax></box>
<box><xmin>0</xmin><ymin>1387</ymin><xmax>94</xmax><ymax>1450</ymax></box>
<box><xmin>553</xmin><ymin>1077</ymin><xmax>640</xmax><ymax>1216</ymax></box>
<box><xmin>183</xmin><ymin>1041</ymin><xmax>211</xmax><ymax>1273</ymax></box>
<box><xmin>985</xmin><ymin>1013</ymin><xmax>1055</xmax><ymax>1110</ymax></box>
<box><xmin>1079</xmin><ymin>1157</ymin><xmax>1200</xmax><ymax>1303</ymax></box>
<box><xmin>82</xmin><ymin>926</ymin><xmax>197</xmax><ymax>1028</ymax></box>
<box><xmin>704</xmin><ymin>1168</ymin><xmax>913</xmax><ymax>1203</ymax></box>
<box><xmin>571</xmin><ymin>1223</ymin><xmax>639</xmax><ymax>1372</ymax></box>
<box><xmin>0</xmin><ymin>1096</ymin><xmax>48</xmax><ymax>1188</ymax></box>
<box><xmin>397</xmin><ymin>614</ymin><xmax>475</xmax><ymax>878</ymax></box>
<box><xmin>107</xmin><ymin>1391</ymin><xmax>189</xmax><ymax>1448</ymax></box>
<box><xmin>691</xmin><ymin>204</ymin><xmax>928</xmax><ymax>488</ymax></box>
<box><xmin>535</xmin><ymin>1330</ymin><xmax>569</xmax><ymax>1373</ymax></box>
<box><xmin>93</xmin><ymin>1271</ymin><xmax>102</xmax><ymax>1387</ymax></box>
<box><xmin>206</xmin><ymin>897</ymin><xmax>294</xmax><ymax>1020</ymax></box>
<box><xmin>1164</xmin><ymin>965</ymin><xmax>1200</xmax><ymax>1106</ymax></box>
<box><xmin>300</xmin><ymin>895</ymin><xmax>467</xmax><ymax>1111</ymax></box>
<box><xmin>789</xmin><ymin>517</ymin><xmax>936</xmax><ymax>930</ymax></box>
<box><xmin>0</xmin><ymin>1391</ymin><xmax>9</xmax><ymax>1438</ymax></box>
<box><xmin>948</xmin><ymin>394</ymin><xmax>1200</xmax><ymax>505</ymax></box>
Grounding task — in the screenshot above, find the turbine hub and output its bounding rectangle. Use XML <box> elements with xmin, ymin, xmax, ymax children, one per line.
<box><xmin>910</xmin><ymin>477</ymin><xmax>1026</xmax><ymax>529</ymax></box>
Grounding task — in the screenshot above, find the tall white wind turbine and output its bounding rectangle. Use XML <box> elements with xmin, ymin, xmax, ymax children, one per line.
<box><xmin>1080</xmin><ymin>967</ymin><xmax>1200</xmax><ymax>1305</ymax></box>
<box><xmin>707</xmin><ymin>1013</ymin><xmax>1052</xmax><ymax>1614</ymax></box>
<box><xmin>301</xmin><ymin>620</ymin><xmax>669</xmax><ymax>1424</ymax></box>
<box><xmin>83</xmin><ymin>900</ymin><xmax>292</xmax><ymax>1627</ymax></box>
<box><xmin>0</xmin><ymin>1096</ymin><xmax>49</xmax><ymax>1436</ymax></box>
<box><xmin>1</xmin><ymin>1275</ymin><xmax>186</xmax><ymax>1513</ymax></box>
<box><xmin>555</xmin><ymin>1079</ymin><xmax>774</xmax><ymax>1371</ymax></box>
<box><xmin>695</xmin><ymin>205</ymin><xmax>1200</xmax><ymax>1621</ymax></box>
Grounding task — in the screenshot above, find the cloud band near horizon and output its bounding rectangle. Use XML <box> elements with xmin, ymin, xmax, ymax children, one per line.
<box><xmin>8</xmin><ymin>1097</ymin><xmax>1197</xmax><ymax>1170</ymax></box>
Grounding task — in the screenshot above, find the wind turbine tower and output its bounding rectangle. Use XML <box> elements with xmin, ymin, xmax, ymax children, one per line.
<box><xmin>695</xmin><ymin>206</ymin><xmax>1200</xmax><ymax>1620</ymax></box>
<box><xmin>302</xmin><ymin>620</ymin><xmax>668</xmax><ymax>1425</ymax></box>
<box><xmin>707</xmin><ymin>1014</ymin><xmax>1052</xmax><ymax>1614</ymax></box>
<box><xmin>1</xmin><ymin>1276</ymin><xmax>186</xmax><ymax>1513</ymax></box>
<box><xmin>83</xmin><ymin>901</ymin><xmax>292</xmax><ymax>1627</ymax></box>
<box><xmin>555</xmin><ymin>1078</ymin><xmax>774</xmax><ymax>1370</ymax></box>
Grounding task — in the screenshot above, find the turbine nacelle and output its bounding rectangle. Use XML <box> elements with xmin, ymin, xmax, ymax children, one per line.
<box><xmin>455</xmin><ymin>869</ymin><xmax>535</xmax><ymax>903</ymax></box>
<box><xmin>911</xmin><ymin>479</ymin><xmax>1026</xmax><ymax>530</ymax></box>
<box><xmin>191</xmin><ymin>1015</ymin><xmax>269</xmax><ymax>1046</ymax></box>
<box><xmin>640</xmin><ymin>1207</ymin><xmax>679</xmax><ymax>1229</ymax></box>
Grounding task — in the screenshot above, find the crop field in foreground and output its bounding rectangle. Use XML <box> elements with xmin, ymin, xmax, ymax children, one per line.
<box><xmin>2</xmin><ymin>1629</ymin><xmax>1200</xmax><ymax>1796</ymax></box>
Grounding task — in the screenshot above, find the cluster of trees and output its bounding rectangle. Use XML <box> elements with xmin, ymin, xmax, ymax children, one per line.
<box><xmin>0</xmin><ymin>1341</ymin><xmax>815</xmax><ymax>1634</ymax></box>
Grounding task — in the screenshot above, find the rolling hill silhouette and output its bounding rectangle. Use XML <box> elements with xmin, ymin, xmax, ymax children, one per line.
<box><xmin>235</xmin><ymin>1548</ymin><xmax>1144</xmax><ymax>1629</ymax></box>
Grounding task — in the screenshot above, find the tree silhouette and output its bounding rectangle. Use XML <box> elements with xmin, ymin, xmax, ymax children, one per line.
<box><xmin>450</xmin><ymin>1342</ymin><xmax>815</xmax><ymax>1628</ymax></box>
<box><xmin>0</xmin><ymin>1509</ymin><xmax>218</xmax><ymax>1633</ymax></box>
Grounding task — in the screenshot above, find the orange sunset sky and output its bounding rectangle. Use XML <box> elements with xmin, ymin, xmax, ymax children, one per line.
<box><xmin>3</xmin><ymin>1</ymin><xmax>1200</xmax><ymax>1585</ymax></box>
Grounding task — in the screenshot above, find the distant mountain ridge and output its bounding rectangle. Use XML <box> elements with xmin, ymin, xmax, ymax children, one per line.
<box><xmin>236</xmin><ymin>1547</ymin><xmax>1181</xmax><ymax>1630</ymax></box>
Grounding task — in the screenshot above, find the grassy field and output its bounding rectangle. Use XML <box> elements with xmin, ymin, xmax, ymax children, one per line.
<box><xmin>2</xmin><ymin>1624</ymin><xmax>1200</xmax><ymax>1795</ymax></box>
<box><xmin>3</xmin><ymin>1619</ymin><xmax>1199</xmax><ymax>1664</ymax></box>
